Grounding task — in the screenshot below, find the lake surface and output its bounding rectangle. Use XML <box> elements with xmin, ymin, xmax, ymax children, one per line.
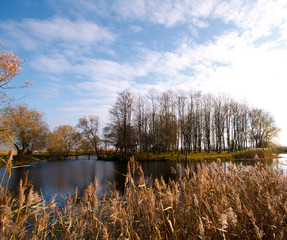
<box><xmin>1</xmin><ymin>154</ymin><xmax>287</xmax><ymax>203</ymax></box>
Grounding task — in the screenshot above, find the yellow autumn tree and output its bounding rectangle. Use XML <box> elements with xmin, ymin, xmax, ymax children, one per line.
<box><xmin>1</xmin><ymin>105</ymin><xmax>49</xmax><ymax>159</ymax></box>
<box><xmin>0</xmin><ymin>42</ymin><xmax>31</xmax><ymax>105</ymax></box>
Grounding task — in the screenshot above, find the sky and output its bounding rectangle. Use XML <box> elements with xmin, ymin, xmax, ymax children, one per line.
<box><xmin>1</xmin><ymin>0</ymin><xmax>287</xmax><ymax>145</ymax></box>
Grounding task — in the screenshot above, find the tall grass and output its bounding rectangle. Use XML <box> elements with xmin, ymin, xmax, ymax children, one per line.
<box><xmin>1</xmin><ymin>158</ymin><xmax>287</xmax><ymax>239</ymax></box>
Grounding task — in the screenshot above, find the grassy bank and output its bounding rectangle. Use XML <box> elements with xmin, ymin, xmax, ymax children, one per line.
<box><xmin>1</xmin><ymin>159</ymin><xmax>287</xmax><ymax>239</ymax></box>
<box><xmin>0</xmin><ymin>153</ymin><xmax>49</xmax><ymax>168</ymax></box>
<box><xmin>0</xmin><ymin>148</ymin><xmax>277</xmax><ymax>168</ymax></box>
<box><xmin>107</xmin><ymin>148</ymin><xmax>277</xmax><ymax>162</ymax></box>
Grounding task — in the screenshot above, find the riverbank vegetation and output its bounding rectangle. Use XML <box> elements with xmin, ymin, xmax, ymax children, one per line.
<box><xmin>1</xmin><ymin>158</ymin><xmax>287</xmax><ymax>239</ymax></box>
<box><xmin>0</xmin><ymin>147</ymin><xmax>278</xmax><ymax>168</ymax></box>
<box><xmin>106</xmin><ymin>148</ymin><xmax>277</xmax><ymax>162</ymax></box>
<box><xmin>0</xmin><ymin>89</ymin><xmax>280</xmax><ymax>162</ymax></box>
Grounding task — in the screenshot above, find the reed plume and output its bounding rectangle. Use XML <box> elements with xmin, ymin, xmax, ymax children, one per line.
<box><xmin>1</xmin><ymin>159</ymin><xmax>287</xmax><ymax>239</ymax></box>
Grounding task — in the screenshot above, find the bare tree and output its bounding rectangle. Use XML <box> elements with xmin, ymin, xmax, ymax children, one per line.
<box><xmin>249</xmin><ymin>108</ymin><xmax>279</xmax><ymax>148</ymax></box>
<box><xmin>176</xmin><ymin>90</ymin><xmax>187</xmax><ymax>154</ymax></box>
<box><xmin>157</xmin><ymin>90</ymin><xmax>177</xmax><ymax>153</ymax></box>
<box><xmin>104</xmin><ymin>88</ymin><xmax>279</xmax><ymax>157</ymax></box>
<box><xmin>213</xmin><ymin>95</ymin><xmax>225</xmax><ymax>153</ymax></box>
<box><xmin>134</xmin><ymin>95</ymin><xmax>150</xmax><ymax>153</ymax></box>
<box><xmin>147</xmin><ymin>89</ymin><xmax>159</xmax><ymax>154</ymax></box>
<box><xmin>203</xmin><ymin>94</ymin><xmax>212</xmax><ymax>153</ymax></box>
<box><xmin>109</xmin><ymin>89</ymin><xmax>136</xmax><ymax>160</ymax></box>
<box><xmin>194</xmin><ymin>91</ymin><xmax>203</xmax><ymax>152</ymax></box>
<box><xmin>77</xmin><ymin>115</ymin><xmax>101</xmax><ymax>159</ymax></box>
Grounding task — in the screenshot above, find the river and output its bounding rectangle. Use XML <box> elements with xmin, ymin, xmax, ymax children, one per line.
<box><xmin>1</xmin><ymin>154</ymin><xmax>287</xmax><ymax>203</ymax></box>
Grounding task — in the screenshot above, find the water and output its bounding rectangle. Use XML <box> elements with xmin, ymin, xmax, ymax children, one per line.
<box><xmin>1</xmin><ymin>154</ymin><xmax>287</xmax><ymax>203</ymax></box>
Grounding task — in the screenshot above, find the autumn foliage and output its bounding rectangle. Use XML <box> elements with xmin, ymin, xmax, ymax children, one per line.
<box><xmin>0</xmin><ymin>42</ymin><xmax>32</xmax><ymax>105</ymax></box>
<box><xmin>1</xmin><ymin>105</ymin><xmax>49</xmax><ymax>157</ymax></box>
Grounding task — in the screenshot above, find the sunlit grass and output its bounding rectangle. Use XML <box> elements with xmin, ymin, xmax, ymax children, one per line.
<box><xmin>133</xmin><ymin>148</ymin><xmax>276</xmax><ymax>162</ymax></box>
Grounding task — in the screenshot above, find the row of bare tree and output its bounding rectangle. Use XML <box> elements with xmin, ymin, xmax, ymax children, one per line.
<box><xmin>104</xmin><ymin>89</ymin><xmax>279</xmax><ymax>160</ymax></box>
<box><xmin>0</xmin><ymin>89</ymin><xmax>279</xmax><ymax>160</ymax></box>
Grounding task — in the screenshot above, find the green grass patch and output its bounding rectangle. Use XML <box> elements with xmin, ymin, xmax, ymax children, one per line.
<box><xmin>132</xmin><ymin>149</ymin><xmax>274</xmax><ymax>162</ymax></box>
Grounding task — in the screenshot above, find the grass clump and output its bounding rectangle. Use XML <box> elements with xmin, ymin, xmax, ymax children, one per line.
<box><xmin>132</xmin><ymin>151</ymin><xmax>236</xmax><ymax>162</ymax></box>
<box><xmin>132</xmin><ymin>149</ymin><xmax>278</xmax><ymax>162</ymax></box>
<box><xmin>1</xmin><ymin>156</ymin><xmax>287</xmax><ymax>239</ymax></box>
<box><xmin>232</xmin><ymin>148</ymin><xmax>275</xmax><ymax>160</ymax></box>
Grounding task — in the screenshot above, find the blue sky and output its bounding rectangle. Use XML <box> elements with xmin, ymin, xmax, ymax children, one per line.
<box><xmin>1</xmin><ymin>0</ymin><xmax>287</xmax><ymax>145</ymax></box>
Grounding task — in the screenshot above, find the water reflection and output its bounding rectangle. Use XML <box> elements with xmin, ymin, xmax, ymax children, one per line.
<box><xmin>1</xmin><ymin>154</ymin><xmax>287</xmax><ymax>202</ymax></box>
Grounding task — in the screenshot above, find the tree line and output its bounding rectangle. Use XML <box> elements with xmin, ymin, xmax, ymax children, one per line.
<box><xmin>104</xmin><ymin>89</ymin><xmax>279</xmax><ymax>160</ymax></box>
<box><xmin>0</xmin><ymin>89</ymin><xmax>279</xmax><ymax>161</ymax></box>
<box><xmin>0</xmin><ymin>107</ymin><xmax>101</xmax><ymax>159</ymax></box>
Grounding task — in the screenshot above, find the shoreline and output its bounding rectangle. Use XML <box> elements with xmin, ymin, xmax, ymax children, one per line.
<box><xmin>0</xmin><ymin>149</ymin><xmax>279</xmax><ymax>168</ymax></box>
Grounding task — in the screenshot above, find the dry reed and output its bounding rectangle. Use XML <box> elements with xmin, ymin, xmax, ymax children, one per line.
<box><xmin>1</xmin><ymin>159</ymin><xmax>287</xmax><ymax>239</ymax></box>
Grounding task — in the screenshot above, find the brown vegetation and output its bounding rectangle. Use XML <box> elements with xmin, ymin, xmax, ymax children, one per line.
<box><xmin>1</xmin><ymin>157</ymin><xmax>287</xmax><ymax>239</ymax></box>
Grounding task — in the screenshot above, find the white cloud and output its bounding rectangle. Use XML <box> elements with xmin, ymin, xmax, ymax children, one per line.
<box><xmin>112</xmin><ymin>0</ymin><xmax>287</xmax><ymax>44</ymax></box>
<box><xmin>30</xmin><ymin>54</ymin><xmax>72</xmax><ymax>74</ymax></box>
<box><xmin>59</xmin><ymin>103</ymin><xmax>112</xmax><ymax>126</ymax></box>
<box><xmin>214</xmin><ymin>0</ymin><xmax>287</xmax><ymax>41</ymax></box>
<box><xmin>49</xmin><ymin>0</ymin><xmax>111</xmax><ymax>19</ymax></box>
<box><xmin>40</xmin><ymin>82</ymin><xmax>61</xmax><ymax>100</ymax></box>
<box><xmin>74</xmin><ymin>58</ymin><xmax>137</xmax><ymax>82</ymax></box>
<box><xmin>113</xmin><ymin>0</ymin><xmax>219</xmax><ymax>27</ymax></box>
<box><xmin>205</xmin><ymin>46</ymin><xmax>287</xmax><ymax>144</ymax></box>
<box><xmin>0</xmin><ymin>17</ymin><xmax>115</xmax><ymax>50</ymax></box>
<box><xmin>27</xmin><ymin>17</ymin><xmax>115</xmax><ymax>43</ymax></box>
<box><xmin>75</xmin><ymin>79</ymin><xmax>131</xmax><ymax>98</ymax></box>
<box><xmin>129</xmin><ymin>25</ymin><xmax>143</xmax><ymax>33</ymax></box>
